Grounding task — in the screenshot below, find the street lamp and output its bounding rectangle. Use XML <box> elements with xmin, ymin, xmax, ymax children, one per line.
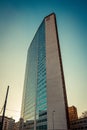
<box><xmin>52</xmin><ymin>110</ymin><xmax>55</xmax><ymax>130</ymax></box>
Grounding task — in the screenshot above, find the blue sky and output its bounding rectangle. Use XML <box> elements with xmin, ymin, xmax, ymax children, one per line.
<box><xmin>0</xmin><ymin>0</ymin><xmax>87</xmax><ymax>121</ymax></box>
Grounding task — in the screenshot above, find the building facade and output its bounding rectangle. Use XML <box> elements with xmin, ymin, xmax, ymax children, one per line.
<box><xmin>21</xmin><ymin>13</ymin><xmax>69</xmax><ymax>130</ymax></box>
<box><xmin>68</xmin><ymin>106</ymin><xmax>78</xmax><ymax>121</ymax></box>
<box><xmin>0</xmin><ymin>116</ymin><xmax>15</xmax><ymax>130</ymax></box>
<box><xmin>70</xmin><ymin>117</ymin><xmax>87</xmax><ymax>130</ymax></box>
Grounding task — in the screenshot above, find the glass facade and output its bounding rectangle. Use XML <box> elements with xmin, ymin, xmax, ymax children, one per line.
<box><xmin>22</xmin><ymin>20</ymin><xmax>47</xmax><ymax>130</ymax></box>
<box><xmin>36</xmin><ymin>21</ymin><xmax>47</xmax><ymax>130</ymax></box>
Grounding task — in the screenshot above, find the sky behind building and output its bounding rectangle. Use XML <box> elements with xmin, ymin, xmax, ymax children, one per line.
<box><xmin>0</xmin><ymin>0</ymin><xmax>87</xmax><ymax>121</ymax></box>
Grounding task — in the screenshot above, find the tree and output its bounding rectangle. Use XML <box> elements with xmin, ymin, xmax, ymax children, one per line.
<box><xmin>81</xmin><ymin>111</ymin><xmax>87</xmax><ymax>118</ymax></box>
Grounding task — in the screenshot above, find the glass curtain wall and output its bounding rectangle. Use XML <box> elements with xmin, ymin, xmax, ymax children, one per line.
<box><xmin>36</xmin><ymin>21</ymin><xmax>47</xmax><ymax>130</ymax></box>
<box><xmin>22</xmin><ymin>20</ymin><xmax>47</xmax><ymax>130</ymax></box>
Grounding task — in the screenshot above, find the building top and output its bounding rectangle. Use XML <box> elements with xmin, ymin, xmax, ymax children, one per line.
<box><xmin>0</xmin><ymin>116</ymin><xmax>15</xmax><ymax>121</ymax></box>
<box><xmin>68</xmin><ymin>106</ymin><xmax>78</xmax><ymax>121</ymax></box>
<box><xmin>45</xmin><ymin>12</ymin><xmax>55</xmax><ymax>19</ymax></box>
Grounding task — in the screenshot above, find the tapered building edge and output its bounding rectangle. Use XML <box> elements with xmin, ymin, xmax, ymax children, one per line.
<box><xmin>54</xmin><ymin>14</ymin><xmax>70</xmax><ymax>130</ymax></box>
<box><xmin>45</xmin><ymin>13</ymin><xmax>69</xmax><ymax>130</ymax></box>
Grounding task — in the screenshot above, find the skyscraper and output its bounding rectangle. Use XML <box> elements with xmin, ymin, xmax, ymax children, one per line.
<box><xmin>21</xmin><ymin>13</ymin><xmax>69</xmax><ymax>130</ymax></box>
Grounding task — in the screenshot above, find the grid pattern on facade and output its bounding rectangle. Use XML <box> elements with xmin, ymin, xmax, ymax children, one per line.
<box><xmin>21</xmin><ymin>21</ymin><xmax>47</xmax><ymax>130</ymax></box>
<box><xmin>36</xmin><ymin>21</ymin><xmax>47</xmax><ymax>130</ymax></box>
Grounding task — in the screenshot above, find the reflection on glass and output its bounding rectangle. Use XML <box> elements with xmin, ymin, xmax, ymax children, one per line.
<box><xmin>22</xmin><ymin>21</ymin><xmax>47</xmax><ymax>130</ymax></box>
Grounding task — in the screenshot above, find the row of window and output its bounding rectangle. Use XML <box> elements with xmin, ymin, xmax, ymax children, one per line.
<box><xmin>71</xmin><ymin>126</ymin><xmax>87</xmax><ymax>130</ymax></box>
<box><xmin>24</xmin><ymin>106</ymin><xmax>35</xmax><ymax>115</ymax></box>
<box><xmin>71</xmin><ymin>120</ymin><xmax>87</xmax><ymax>125</ymax></box>
<box><xmin>37</xmin><ymin>118</ymin><xmax>47</xmax><ymax>123</ymax></box>
<box><xmin>36</xmin><ymin>123</ymin><xmax>47</xmax><ymax>128</ymax></box>
<box><xmin>37</xmin><ymin>79</ymin><xmax>46</xmax><ymax>87</ymax></box>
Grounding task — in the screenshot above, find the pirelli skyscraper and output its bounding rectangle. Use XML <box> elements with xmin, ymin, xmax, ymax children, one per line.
<box><xmin>21</xmin><ymin>13</ymin><xmax>69</xmax><ymax>130</ymax></box>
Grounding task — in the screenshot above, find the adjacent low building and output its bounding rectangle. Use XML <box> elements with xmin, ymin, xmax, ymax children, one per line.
<box><xmin>14</xmin><ymin>121</ymin><xmax>20</xmax><ymax>130</ymax></box>
<box><xmin>70</xmin><ymin>117</ymin><xmax>87</xmax><ymax>130</ymax></box>
<box><xmin>13</xmin><ymin>118</ymin><xmax>24</xmax><ymax>130</ymax></box>
<box><xmin>0</xmin><ymin>116</ymin><xmax>15</xmax><ymax>130</ymax></box>
<box><xmin>68</xmin><ymin>106</ymin><xmax>78</xmax><ymax>121</ymax></box>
